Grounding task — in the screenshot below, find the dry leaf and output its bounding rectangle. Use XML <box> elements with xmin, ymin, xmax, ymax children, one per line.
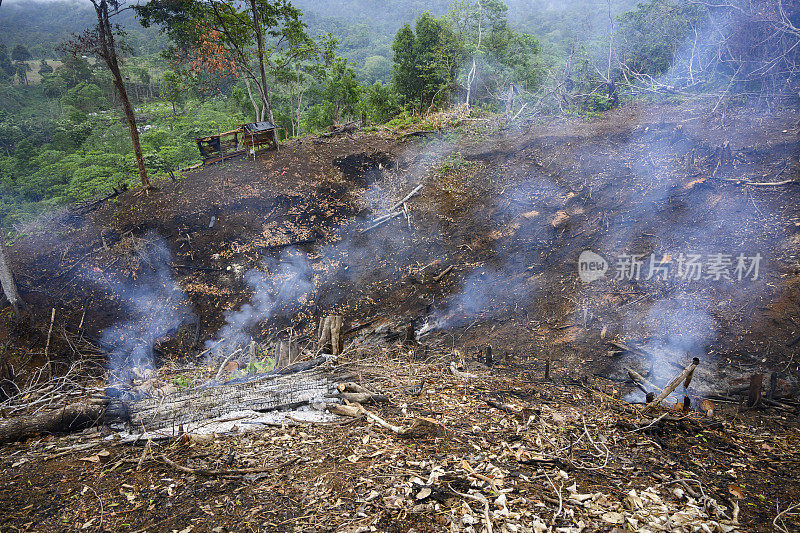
<box><xmin>728</xmin><ymin>484</ymin><xmax>745</xmax><ymax>499</ymax></box>
<box><xmin>602</xmin><ymin>511</ymin><xmax>624</xmax><ymax>524</ymax></box>
<box><xmin>701</xmin><ymin>399</ymin><xmax>715</xmax><ymax>415</ymax></box>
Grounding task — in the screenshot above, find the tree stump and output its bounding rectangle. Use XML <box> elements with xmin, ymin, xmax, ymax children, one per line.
<box><xmin>274</xmin><ymin>339</ymin><xmax>299</xmax><ymax>368</ymax></box>
<box><xmin>712</xmin><ymin>141</ymin><xmax>732</xmax><ymax>176</ymax></box>
<box><xmin>317</xmin><ymin>315</ymin><xmax>344</xmax><ymax>356</ymax></box>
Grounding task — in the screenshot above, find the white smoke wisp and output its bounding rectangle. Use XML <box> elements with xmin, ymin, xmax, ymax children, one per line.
<box><xmin>206</xmin><ymin>248</ymin><xmax>314</xmax><ymax>356</ymax></box>
<box><xmin>87</xmin><ymin>235</ymin><xmax>193</xmax><ymax>382</ymax></box>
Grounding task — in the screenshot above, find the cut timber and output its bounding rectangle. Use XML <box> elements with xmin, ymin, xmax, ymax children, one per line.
<box><xmin>125</xmin><ymin>359</ymin><xmax>335</xmax><ymax>432</ymax></box>
<box><xmin>317</xmin><ymin>315</ymin><xmax>344</xmax><ymax>356</ymax></box>
<box><xmin>0</xmin><ymin>401</ymin><xmax>106</xmax><ymax>444</ymax></box>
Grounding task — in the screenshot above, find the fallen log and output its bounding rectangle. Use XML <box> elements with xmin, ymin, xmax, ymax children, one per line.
<box><xmin>0</xmin><ymin>400</ymin><xmax>107</xmax><ymax>444</ymax></box>
<box><xmin>123</xmin><ymin>358</ymin><xmax>337</xmax><ymax>432</ymax></box>
<box><xmin>432</xmin><ymin>265</ymin><xmax>453</xmax><ymax>282</ymax></box>
<box><xmin>609</xmin><ymin>341</ymin><xmax>656</xmax><ymax>361</ymax></box>
<box><xmin>320</xmin><ymin>121</ymin><xmax>359</xmax><ymax>137</ymax></box>
<box><xmin>68</xmin><ymin>184</ymin><xmax>127</xmax><ymax>216</ymax></box>
<box><xmin>361</xmin><ymin>210</ymin><xmax>404</xmax><ymax>233</ymax></box>
<box><xmin>262</xmin><ymin>238</ymin><xmax>317</xmax><ymax>251</ymax></box>
<box><xmin>389</xmin><ymin>184</ymin><xmax>423</xmax><ymax>212</ymax></box>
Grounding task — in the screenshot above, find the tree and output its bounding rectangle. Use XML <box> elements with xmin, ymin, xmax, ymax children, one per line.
<box><xmin>60</xmin><ymin>1</ymin><xmax>150</xmax><ymax>189</ymax></box>
<box><xmin>11</xmin><ymin>44</ymin><xmax>31</xmax><ymax>85</ymax></box>
<box><xmin>0</xmin><ymin>45</ymin><xmax>13</xmax><ymax>82</ymax></box>
<box><xmin>392</xmin><ymin>13</ymin><xmax>461</xmax><ymax>112</ymax></box>
<box><xmin>323</xmin><ymin>57</ymin><xmax>360</xmax><ymax>123</ymax></box>
<box><xmin>15</xmin><ymin>63</ymin><xmax>30</xmax><ymax>85</ymax></box>
<box><xmin>449</xmin><ymin>0</ymin><xmax>506</xmax><ymax>105</ymax></box>
<box><xmin>391</xmin><ymin>24</ymin><xmax>418</xmax><ymax>106</ymax></box>
<box><xmin>137</xmin><ymin>0</ymin><xmax>319</xmax><ymax>143</ymax></box>
<box><xmin>0</xmin><ymin>242</ymin><xmax>22</xmax><ymax>320</ymax></box>
<box><xmin>38</xmin><ymin>60</ymin><xmax>54</xmax><ymax>76</ymax></box>
<box><xmin>11</xmin><ymin>45</ymin><xmax>31</xmax><ymax>63</ymax></box>
<box><xmin>362</xmin><ymin>55</ymin><xmax>392</xmax><ymax>83</ymax></box>
<box><xmin>64</xmin><ymin>82</ymin><xmax>104</xmax><ymax>112</ymax></box>
<box><xmin>360</xmin><ymin>81</ymin><xmax>400</xmax><ymax>124</ymax></box>
<box><xmin>160</xmin><ymin>70</ymin><xmax>184</xmax><ymax>122</ymax></box>
<box><xmin>448</xmin><ymin>0</ymin><xmax>541</xmax><ymax>107</ymax></box>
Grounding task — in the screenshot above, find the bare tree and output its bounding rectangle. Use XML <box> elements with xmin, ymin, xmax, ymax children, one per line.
<box><xmin>61</xmin><ymin>1</ymin><xmax>150</xmax><ymax>188</ymax></box>
<box><xmin>465</xmin><ymin>1</ymin><xmax>483</xmax><ymax>107</ymax></box>
<box><xmin>0</xmin><ymin>243</ymin><xmax>21</xmax><ymax>319</ymax></box>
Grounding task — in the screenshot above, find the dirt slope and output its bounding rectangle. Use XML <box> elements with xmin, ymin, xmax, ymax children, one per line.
<box><xmin>1</xmin><ymin>102</ymin><xmax>799</xmax><ymax>531</ymax></box>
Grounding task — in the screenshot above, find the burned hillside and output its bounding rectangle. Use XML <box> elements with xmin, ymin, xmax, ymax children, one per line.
<box><xmin>0</xmin><ymin>103</ymin><xmax>799</xmax><ymax>532</ymax></box>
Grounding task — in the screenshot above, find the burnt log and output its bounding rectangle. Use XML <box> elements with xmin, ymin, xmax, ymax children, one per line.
<box><xmin>124</xmin><ymin>360</ymin><xmax>336</xmax><ymax>432</ymax></box>
<box><xmin>0</xmin><ymin>401</ymin><xmax>106</xmax><ymax>444</ymax></box>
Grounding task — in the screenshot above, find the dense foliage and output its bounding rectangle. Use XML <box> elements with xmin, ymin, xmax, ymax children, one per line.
<box><xmin>0</xmin><ymin>0</ymin><xmax>797</xmax><ymax>230</ymax></box>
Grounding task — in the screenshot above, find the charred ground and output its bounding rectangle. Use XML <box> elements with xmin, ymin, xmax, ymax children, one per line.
<box><xmin>1</xmin><ymin>102</ymin><xmax>799</xmax><ymax>532</ymax></box>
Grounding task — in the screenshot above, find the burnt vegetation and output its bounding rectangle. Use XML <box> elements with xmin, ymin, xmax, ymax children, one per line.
<box><xmin>0</xmin><ymin>1</ymin><xmax>799</xmax><ymax>532</ymax></box>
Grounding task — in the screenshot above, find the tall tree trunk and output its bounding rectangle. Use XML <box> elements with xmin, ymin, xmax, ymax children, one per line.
<box><xmin>0</xmin><ymin>243</ymin><xmax>21</xmax><ymax>319</ymax></box>
<box><xmin>93</xmin><ymin>0</ymin><xmax>150</xmax><ymax>188</ymax></box>
<box><xmin>606</xmin><ymin>0</ymin><xmax>614</xmax><ymax>82</ymax></box>
<box><xmin>115</xmin><ymin>76</ymin><xmax>149</xmax><ymax>187</ymax></box>
<box><xmin>465</xmin><ymin>1</ymin><xmax>483</xmax><ymax>107</ymax></box>
<box><xmin>249</xmin><ymin>0</ymin><xmax>279</xmax><ymax>144</ymax></box>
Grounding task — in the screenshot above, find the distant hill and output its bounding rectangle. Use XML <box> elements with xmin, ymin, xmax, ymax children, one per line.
<box><xmin>0</xmin><ymin>1</ymin><xmax>167</xmax><ymax>59</ymax></box>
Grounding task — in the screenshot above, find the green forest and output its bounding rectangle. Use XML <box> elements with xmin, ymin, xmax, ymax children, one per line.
<box><xmin>0</xmin><ymin>0</ymin><xmax>797</xmax><ymax>230</ymax></box>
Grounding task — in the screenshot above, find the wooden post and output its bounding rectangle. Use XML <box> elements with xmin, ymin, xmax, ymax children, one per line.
<box><xmin>748</xmin><ymin>374</ymin><xmax>763</xmax><ymax>408</ymax></box>
<box><xmin>484</xmin><ymin>345</ymin><xmax>493</xmax><ymax>367</ymax></box>
<box><xmin>403</xmin><ymin>320</ymin><xmax>416</xmax><ymax>348</ymax></box>
<box><xmin>768</xmin><ymin>372</ymin><xmax>778</xmax><ymax>401</ymax></box>
<box><xmin>544</xmin><ymin>357</ymin><xmax>551</xmax><ymax>380</ymax></box>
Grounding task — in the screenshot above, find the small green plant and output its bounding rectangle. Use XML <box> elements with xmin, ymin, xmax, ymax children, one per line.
<box><xmin>172</xmin><ymin>374</ymin><xmax>194</xmax><ymax>389</ymax></box>
<box><xmin>438</xmin><ymin>152</ymin><xmax>470</xmax><ymax>175</ymax></box>
<box><xmin>245</xmin><ymin>357</ymin><xmax>276</xmax><ymax>374</ymax></box>
<box><xmin>385</xmin><ymin>112</ymin><xmax>422</xmax><ymax>130</ymax></box>
<box><xmin>225</xmin><ymin>357</ymin><xmax>277</xmax><ymax>381</ymax></box>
